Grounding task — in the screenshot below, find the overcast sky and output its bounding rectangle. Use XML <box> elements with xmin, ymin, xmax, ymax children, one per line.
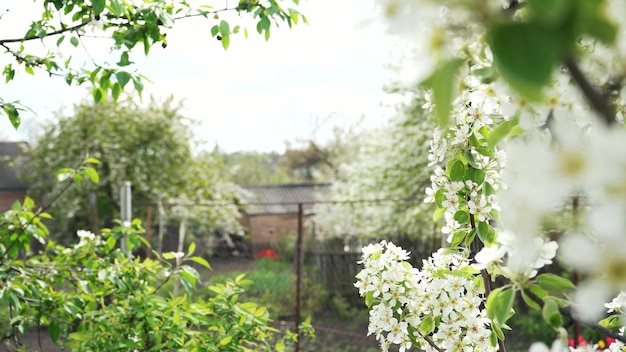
<box><xmin>0</xmin><ymin>0</ymin><xmax>403</xmax><ymax>153</ymax></box>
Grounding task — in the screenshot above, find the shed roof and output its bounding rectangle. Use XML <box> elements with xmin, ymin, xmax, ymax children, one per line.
<box><xmin>0</xmin><ymin>142</ymin><xmax>30</xmax><ymax>191</ymax></box>
<box><xmin>242</xmin><ymin>183</ymin><xmax>330</xmax><ymax>216</ymax></box>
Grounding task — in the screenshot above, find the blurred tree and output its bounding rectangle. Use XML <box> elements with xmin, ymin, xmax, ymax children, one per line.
<box><xmin>281</xmin><ymin>141</ymin><xmax>336</xmax><ymax>182</ymax></box>
<box><xmin>26</xmin><ymin>97</ymin><xmax>244</xmax><ymax>241</ymax></box>
<box><xmin>220</xmin><ymin>151</ymin><xmax>291</xmax><ymax>185</ymax></box>
<box><xmin>313</xmin><ymin>92</ymin><xmax>436</xmax><ymax>239</ymax></box>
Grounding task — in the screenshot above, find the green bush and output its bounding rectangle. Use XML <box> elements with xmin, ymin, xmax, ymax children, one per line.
<box><xmin>1</xmin><ymin>197</ymin><xmax>312</xmax><ymax>351</ymax></box>
<box><xmin>199</xmin><ymin>258</ymin><xmax>330</xmax><ymax>319</ymax></box>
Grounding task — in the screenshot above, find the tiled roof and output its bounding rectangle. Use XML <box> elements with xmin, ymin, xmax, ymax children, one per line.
<box><xmin>241</xmin><ymin>183</ymin><xmax>331</xmax><ymax>215</ymax></box>
<box><xmin>0</xmin><ymin>142</ymin><xmax>30</xmax><ymax>191</ymax></box>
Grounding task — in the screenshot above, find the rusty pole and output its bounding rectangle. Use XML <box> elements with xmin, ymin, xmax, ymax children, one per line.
<box><xmin>295</xmin><ymin>203</ymin><xmax>303</xmax><ymax>352</ymax></box>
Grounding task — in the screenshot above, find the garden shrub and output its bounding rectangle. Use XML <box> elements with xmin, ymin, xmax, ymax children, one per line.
<box><xmin>1</xmin><ymin>195</ymin><xmax>312</xmax><ymax>351</ymax></box>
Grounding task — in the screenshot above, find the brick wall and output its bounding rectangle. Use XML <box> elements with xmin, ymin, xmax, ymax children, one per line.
<box><xmin>0</xmin><ymin>191</ymin><xmax>27</xmax><ymax>212</ymax></box>
<box><xmin>245</xmin><ymin>213</ymin><xmax>313</xmax><ymax>244</ymax></box>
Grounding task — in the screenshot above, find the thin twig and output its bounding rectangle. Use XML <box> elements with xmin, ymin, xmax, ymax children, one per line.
<box><xmin>418</xmin><ymin>331</ymin><xmax>445</xmax><ymax>352</ymax></box>
<box><xmin>561</xmin><ymin>307</ymin><xmax>626</xmax><ymax>344</ymax></box>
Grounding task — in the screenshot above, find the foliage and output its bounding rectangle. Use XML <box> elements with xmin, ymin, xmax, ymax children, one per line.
<box><xmin>200</xmin><ymin>257</ymin><xmax>329</xmax><ymax>319</ymax></box>
<box><xmin>0</xmin><ymin>0</ymin><xmax>307</xmax><ymax>128</ymax></box>
<box><xmin>25</xmin><ymin>97</ymin><xmax>246</xmax><ymax>241</ymax></box>
<box><xmin>281</xmin><ymin>141</ymin><xmax>336</xmax><ymax>182</ymax></box>
<box><xmin>0</xmin><ymin>167</ymin><xmax>310</xmax><ymax>350</ymax></box>
<box><xmin>356</xmin><ymin>0</ymin><xmax>626</xmax><ymax>351</ymax></box>
<box><xmin>220</xmin><ymin>151</ymin><xmax>292</xmax><ymax>185</ymax></box>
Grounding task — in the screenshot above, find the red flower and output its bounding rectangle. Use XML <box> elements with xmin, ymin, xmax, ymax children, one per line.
<box><xmin>255</xmin><ymin>249</ymin><xmax>279</xmax><ymax>260</ymax></box>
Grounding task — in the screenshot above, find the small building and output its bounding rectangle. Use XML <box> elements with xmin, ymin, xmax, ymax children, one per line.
<box><xmin>0</xmin><ymin>142</ymin><xmax>30</xmax><ymax>212</ymax></box>
<box><xmin>240</xmin><ymin>183</ymin><xmax>330</xmax><ymax>245</ymax></box>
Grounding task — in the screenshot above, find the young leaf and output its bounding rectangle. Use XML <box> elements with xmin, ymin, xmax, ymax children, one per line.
<box><xmin>542</xmin><ymin>299</ymin><xmax>562</xmax><ymax>328</ymax></box>
<box><xmin>190</xmin><ymin>256</ymin><xmax>212</xmax><ymax>270</ymax></box>
<box><xmin>536</xmin><ymin>273</ymin><xmax>575</xmax><ymax>294</ymax></box>
<box><xmin>92</xmin><ymin>0</ymin><xmax>105</xmax><ymax>16</ymax></box>
<box><xmin>422</xmin><ymin>58</ymin><xmax>464</xmax><ymax>127</ymax></box>
<box><xmin>489</xmin><ymin>23</ymin><xmax>559</xmax><ymax>101</ymax></box>
<box><xmin>486</xmin><ymin>287</ymin><xmax>515</xmax><ymax>325</ymax></box>
<box><xmin>82</xmin><ymin>167</ymin><xmax>99</xmax><ymax>184</ymax></box>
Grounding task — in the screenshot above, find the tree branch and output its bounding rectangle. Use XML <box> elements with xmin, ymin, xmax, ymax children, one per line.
<box><xmin>561</xmin><ymin>307</ymin><xmax>626</xmax><ymax>344</ymax></box>
<box><xmin>418</xmin><ymin>331</ymin><xmax>445</xmax><ymax>352</ymax></box>
<box><xmin>0</xmin><ymin>21</ymin><xmax>92</xmax><ymax>45</ymax></box>
<box><xmin>564</xmin><ymin>55</ymin><xmax>616</xmax><ymax>126</ymax></box>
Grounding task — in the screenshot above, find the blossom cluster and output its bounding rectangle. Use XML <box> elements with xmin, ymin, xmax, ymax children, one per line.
<box><xmin>355</xmin><ymin>241</ymin><xmax>495</xmax><ymax>352</ymax></box>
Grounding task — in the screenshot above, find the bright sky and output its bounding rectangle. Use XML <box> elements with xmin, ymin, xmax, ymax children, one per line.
<box><xmin>0</xmin><ymin>0</ymin><xmax>403</xmax><ymax>153</ymax></box>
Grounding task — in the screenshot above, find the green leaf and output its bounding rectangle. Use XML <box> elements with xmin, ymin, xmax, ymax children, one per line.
<box><xmin>133</xmin><ymin>77</ymin><xmax>144</xmax><ymax>96</ymax></box>
<box><xmin>56</xmin><ymin>168</ymin><xmax>73</xmax><ymax>182</ymax></box>
<box><xmin>364</xmin><ymin>291</ymin><xmax>375</xmax><ymax>308</ymax></box>
<box><xmin>450</xmin><ymin>230</ymin><xmax>466</xmax><ymax>247</ymax></box>
<box><xmin>434</xmin><ymin>189</ymin><xmax>446</xmax><ymax>208</ymax></box>
<box><xmin>3</xmin><ymin>103</ymin><xmax>20</xmax><ymax>128</ymax></box>
<box><xmin>433</xmin><ymin>207</ymin><xmax>446</xmax><ymax>221</ymax></box>
<box><xmin>275</xmin><ymin>341</ymin><xmax>285</xmax><ymax>351</ymax></box>
<box><xmin>221</xmin><ymin>34</ymin><xmax>230</xmax><ymax>50</ymax></box>
<box><xmin>465</xmin><ymin>167</ymin><xmax>485</xmax><ymax>185</ymax></box>
<box><xmin>85</xmin><ymin>157</ymin><xmax>101</xmax><ymax>164</ymax></box>
<box><xmin>419</xmin><ymin>315</ymin><xmax>435</xmax><ymax>335</ymax></box>
<box><xmin>92</xmin><ymin>87</ymin><xmax>105</xmax><ymax>102</ymax></box>
<box><xmin>48</xmin><ymin>320</ymin><xmax>61</xmax><ymax>342</ymax></box>
<box><xmin>536</xmin><ymin>273</ymin><xmax>575</xmax><ymax>294</ymax></box>
<box><xmin>106</xmin><ymin>236</ymin><xmax>116</xmax><ymax>250</ymax></box>
<box><xmin>116</xmin><ymin>71</ymin><xmax>132</xmax><ymax>88</ymax></box>
<box><xmin>70</xmin><ymin>36</ymin><xmax>79</xmax><ymax>47</ymax></box>
<box><xmin>69</xmin><ymin>331</ymin><xmax>91</xmax><ymax>341</ymax></box>
<box><xmin>599</xmin><ymin>315</ymin><xmax>624</xmax><ymax>329</ymax></box>
<box><xmin>92</xmin><ymin>0</ymin><xmax>105</xmax><ymax>16</ymax></box>
<box><xmin>190</xmin><ymin>256</ymin><xmax>212</xmax><ymax>270</ymax></box>
<box><xmin>422</xmin><ymin>58</ymin><xmax>464</xmax><ymax>127</ymax></box>
<box><xmin>82</xmin><ymin>167</ymin><xmax>99</xmax><ymax>184</ymax></box>
<box><xmin>219</xmin><ymin>20</ymin><xmax>230</xmax><ymax>35</ymax></box>
<box><xmin>453</xmin><ymin>210</ymin><xmax>470</xmax><ymax>224</ymax></box>
<box><xmin>117</xmin><ymin>51</ymin><xmax>132</xmax><ymax>66</ymax></box>
<box><xmin>489</xmin><ymin>23</ymin><xmax>559</xmax><ymax>101</ymax></box>
<box><xmin>162</xmin><ymin>252</ymin><xmax>177</xmax><ymax>260</ymax></box>
<box><xmin>188</xmin><ymin>242</ymin><xmax>196</xmax><ymax>255</ymax></box>
<box><xmin>111</xmin><ymin>82</ymin><xmax>122</xmax><ymax>100</ymax></box>
<box><xmin>486</xmin><ymin>287</ymin><xmax>515</xmax><ymax>325</ymax></box>
<box><xmin>447</xmin><ymin>159</ymin><xmax>466</xmax><ymax>182</ymax></box>
<box><xmin>587</xmin><ymin>16</ymin><xmax>617</xmax><ymax>44</ymax></box>
<box><xmin>488</xmin><ymin>117</ymin><xmax>519</xmax><ymax>147</ymax></box>
<box><xmin>218</xmin><ymin>336</ymin><xmax>232</xmax><ymax>346</ymax></box>
<box><xmin>527</xmin><ymin>0</ymin><xmax>572</xmax><ymax>26</ymax></box>
<box><xmin>542</xmin><ymin>299</ymin><xmax>562</xmax><ymax>328</ymax></box>
<box><xmin>521</xmin><ymin>290</ymin><xmax>541</xmax><ymax>310</ymax></box>
<box><xmin>477</xmin><ymin>221</ymin><xmax>495</xmax><ymax>245</ymax></box>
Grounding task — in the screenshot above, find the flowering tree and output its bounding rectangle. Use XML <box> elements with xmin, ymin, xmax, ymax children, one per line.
<box><xmin>314</xmin><ymin>96</ymin><xmax>435</xmax><ymax>239</ymax></box>
<box><xmin>356</xmin><ymin>0</ymin><xmax>626</xmax><ymax>351</ymax></box>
